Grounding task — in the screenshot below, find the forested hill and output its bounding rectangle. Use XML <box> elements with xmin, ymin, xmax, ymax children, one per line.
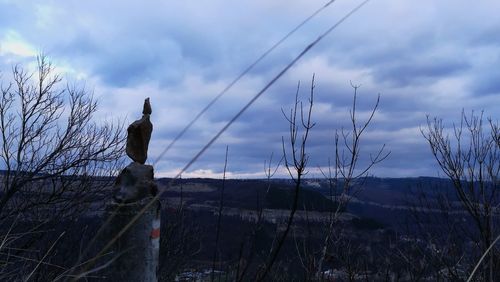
<box><xmin>156</xmin><ymin>176</ymin><xmax>460</xmax><ymax>226</ymax></box>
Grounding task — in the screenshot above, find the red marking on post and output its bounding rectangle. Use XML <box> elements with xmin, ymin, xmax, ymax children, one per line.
<box><xmin>151</xmin><ymin>228</ymin><xmax>160</xmax><ymax>239</ymax></box>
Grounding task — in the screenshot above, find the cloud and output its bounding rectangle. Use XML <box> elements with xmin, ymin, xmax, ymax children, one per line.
<box><xmin>372</xmin><ymin>58</ymin><xmax>470</xmax><ymax>87</ymax></box>
<box><xmin>0</xmin><ymin>30</ymin><xmax>37</xmax><ymax>57</ymax></box>
<box><xmin>1</xmin><ymin>0</ymin><xmax>499</xmax><ymax>178</ymax></box>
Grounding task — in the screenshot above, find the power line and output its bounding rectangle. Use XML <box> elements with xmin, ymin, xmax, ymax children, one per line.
<box><xmin>153</xmin><ymin>0</ymin><xmax>339</xmax><ymax>165</ymax></box>
<box><xmin>86</xmin><ymin>0</ymin><xmax>371</xmax><ymax>270</ymax></box>
<box><xmin>70</xmin><ymin>1</ymin><xmax>341</xmax><ymax>275</ymax></box>
<box><xmin>73</xmin><ymin>1</ymin><xmax>371</xmax><ymax>277</ymax></box>
<box><xmin>159</xmin><ymin>0</ymin><xmax>371</xmax><ymax>183</ymax></box>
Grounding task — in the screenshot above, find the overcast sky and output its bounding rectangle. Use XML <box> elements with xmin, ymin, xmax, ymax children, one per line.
<box><xmin>1</xmin><ymin>0</ymin><xmax>499</xmax><ymax>178</ymax></box>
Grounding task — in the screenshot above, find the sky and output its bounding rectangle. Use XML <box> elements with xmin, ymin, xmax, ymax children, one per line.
<box><xmin>0</xmin><ymin>0</ymin><xmax>499</xmax><ymax>178</ymax></box>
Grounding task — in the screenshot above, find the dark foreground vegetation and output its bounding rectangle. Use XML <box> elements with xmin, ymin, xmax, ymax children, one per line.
<box><xmin>157</xmin><ymin>176</ymin><xmax>499</xmax><ymax>281</ymax></box>
<box><xmin>2</xmin><ymin>176</ymin><xmax>498</xmax><ymax>281</ymax></box>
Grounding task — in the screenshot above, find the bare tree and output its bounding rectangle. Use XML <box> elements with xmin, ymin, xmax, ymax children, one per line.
<box><xmin>253</xmin><ymin>76</ymin><xmax>315</xmax><ymax>281</ymax></box>
<box><xmin>0</xmin><ymin>55</ymin><xmax>124</xmax><ymax>217</ymax></box>
<box><xmin>312</xmin><ymin>83</ymin><xmax>388</xmax><ymax>279</ymax></box>
<box><xmin>422</xmin><ymin>110</ymin><xmax>500</xmax><ymax>282</ymax></box>
<box><xmin>0</xmin><ymin>55</ymin><xmax>125</xmax><ymax>279</ymax></box>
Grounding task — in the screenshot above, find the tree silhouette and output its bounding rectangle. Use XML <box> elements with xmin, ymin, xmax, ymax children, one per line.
<box><xmin>0</xmin><ymin>55</ymin><xmax>125</xmax><ymax>279</ymax></box>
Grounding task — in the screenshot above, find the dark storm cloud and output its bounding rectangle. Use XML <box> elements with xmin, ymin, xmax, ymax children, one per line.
<box><xmin>94</xmin><ymin>39</ymin><xmax>184</xmax><ymax>87</ymax></box>
<box><xmin>472</xmin><ymin>77</ymin><xmax>500</xmax><ymax>97</ymax></box>
<box><xmin>372</xmin><ymin>58</ymin><xmax>470</xmax><ymax>87</ymax></box>
<box><xmin>469</xmin><ymin>59</ymin><xmax>500</xmax><ymax>97</ymax></box>
<box><xmin>471</xmin><ymin>26</ymin><xmax>500</xmax><ymax>47</ymax></box>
